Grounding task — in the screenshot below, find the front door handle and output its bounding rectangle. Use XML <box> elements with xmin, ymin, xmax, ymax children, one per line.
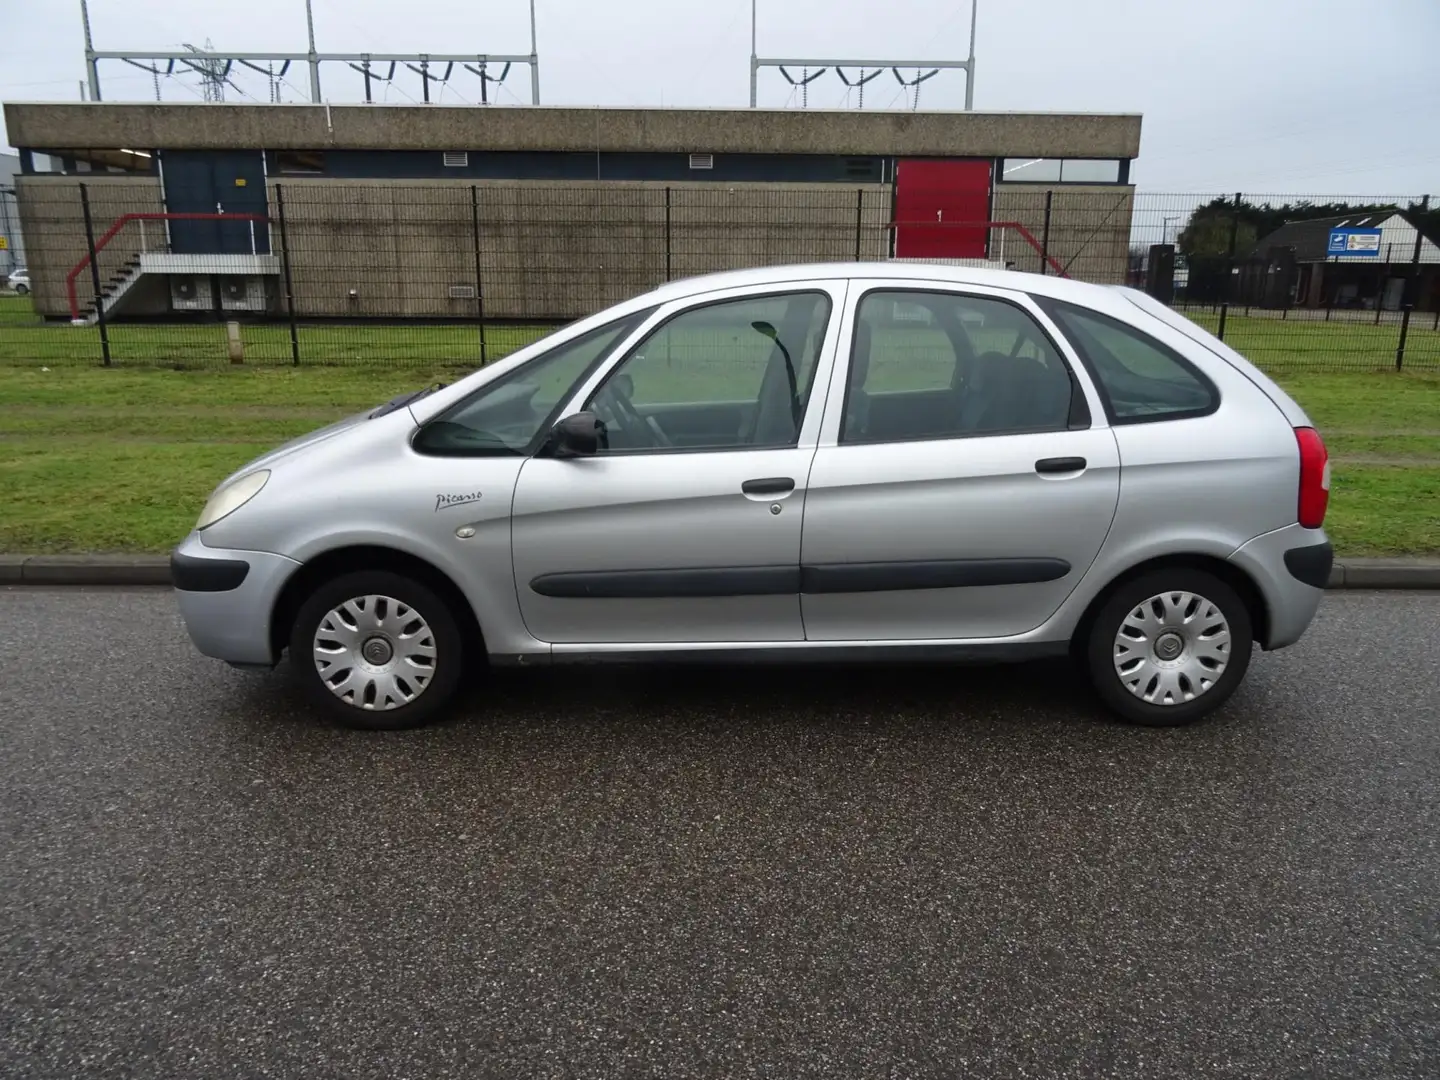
<box><xmin>1035</xmin><ymin>456</ymin><xmax>1087</xmax><ymax>475</ymax></box>
<box><xmin>742</xmin><ymin>477</ymin><xmax>795</xmax><ymax>496</ymax></box>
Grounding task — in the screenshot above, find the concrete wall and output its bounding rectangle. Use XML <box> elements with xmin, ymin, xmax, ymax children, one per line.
<box><xmin>15</xmin><ymin>175</ymin><xmax>165</xmax><ymax>317</ymax></box>
<box><xmin>990</xmin><ymin>183</ymin><xmax>1137</xmax><ymax>284</ymax></box>
<box><xmin>15</xmin><ymin>175</ymin><xmax>1137</xmax><ymax>321</ymax></box>
<box><xmin>274</xmin><ymin>179</ymin><xmax>891</xmax><ymax>320</ymax></box>
<box><xmin>5</xmin><ymin>102</ymin><xmax>1143</xmax><ymax>160</ymax></box>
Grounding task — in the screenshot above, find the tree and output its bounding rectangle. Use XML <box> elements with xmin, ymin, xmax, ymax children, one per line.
<box><xmin>1177</xmin><ymin>196</ymin><xmax>1402</xmax><ymax>259</ymax></box>
<box><xmin>1177</xmin><ymin>203</ymin><xmax>1257</xmax><ymax>258</ymax></box>
<box><xmin>1407</xmin><ymin>199</ymin><xmax>1440</xmax><ymax>245</ymax></box>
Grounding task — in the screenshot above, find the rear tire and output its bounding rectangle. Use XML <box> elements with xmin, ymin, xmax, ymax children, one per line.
<box><xmin>1084</xmin><ymin>569</ymin><xmax>1253</xmax><ymax>727</ymax></box>
<box><xmin>289</xmin><ymin>569</ymin><xmax>466</xmax><ymax>730</ymax></box>
<box><xmin>14</xmin><ymin>284</ymin><xmax>28</xmax><ymax>295</ymax></box>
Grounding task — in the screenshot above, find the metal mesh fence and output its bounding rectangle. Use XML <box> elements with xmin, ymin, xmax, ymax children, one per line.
<box><xmin>3</xmin><ymin>181</ymin><xmax>1436</xmax><ymax>374</ymax></box>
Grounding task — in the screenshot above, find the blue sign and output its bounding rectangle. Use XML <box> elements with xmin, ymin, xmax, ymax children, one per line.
<box><xmin>1327</xmin><ymin>227</ymin><xmax>1383</xmax><ymax>257</ymax></box>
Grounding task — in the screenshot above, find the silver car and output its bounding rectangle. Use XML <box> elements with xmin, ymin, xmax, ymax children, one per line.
<box><xmin>172</xmin><ymin>263</ymin><xmax>1333</xmax><ymax>730</ymax></box>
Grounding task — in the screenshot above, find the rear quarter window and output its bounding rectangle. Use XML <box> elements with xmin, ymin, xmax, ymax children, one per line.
<box><xmin>1044</xmin><ymin>300</ymin><xmax>1218</xmax><ymax>424</ymax></box>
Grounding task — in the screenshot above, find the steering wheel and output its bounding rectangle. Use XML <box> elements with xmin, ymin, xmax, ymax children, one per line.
<box><xmin>590</xmin><ymin>394</ymin><xmax>628</xmax><ymax>445</ymax></box>
<box><xmin>604</xmin><ymin>375</ymin><xmax>673</xmax><ymax>449</ymax></box>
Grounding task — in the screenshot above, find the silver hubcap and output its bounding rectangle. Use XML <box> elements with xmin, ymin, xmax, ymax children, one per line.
<box><xmin>312</xmin><ymin>594</ymin><xmax>437</xmax><ymax>711</ymax></box>
<box><xmin>1112</xmin><ymin>591</ymin><xmax>1231</xmax><ymax>706</ymax></box>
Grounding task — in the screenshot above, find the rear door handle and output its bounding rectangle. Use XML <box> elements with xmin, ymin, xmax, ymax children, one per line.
<box><xmin>1035</xmin><ymin>456</ymin><xmax>1087</xmax><ymax>475</ymax></box>
<box><xmin>742</xmin><ymin>477</ymin><xmax>795</xmax><ymax>495</ymax></box>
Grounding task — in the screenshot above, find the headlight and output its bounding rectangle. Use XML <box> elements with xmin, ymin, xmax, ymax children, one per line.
<box><xmin>197</xmin><ymin>470</ymin><xmax>270</xmax><ymax>530</ymax></box>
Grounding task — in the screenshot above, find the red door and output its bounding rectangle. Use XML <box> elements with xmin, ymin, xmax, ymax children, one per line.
<box><xmin>894</xmin><ymin>159</ymin><xmax>993</xmax><ymax>259</ymax></box>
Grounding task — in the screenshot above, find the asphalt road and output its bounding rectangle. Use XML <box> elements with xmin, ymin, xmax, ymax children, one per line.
<box><xmin>1</xmin><ymin>588</ymin><xmax>1437</xmax><ymax>1079</ymax></box>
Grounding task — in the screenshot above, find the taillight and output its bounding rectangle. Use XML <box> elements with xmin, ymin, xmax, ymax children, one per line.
<box><xmin>1295</xmin><ymin>426</ymin><xmax>1329</xmax><ymax>528</ymax></box>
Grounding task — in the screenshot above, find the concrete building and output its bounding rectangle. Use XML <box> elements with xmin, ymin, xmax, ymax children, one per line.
<box><xmin>2</xmin><ymin>102</ymin><xmax>1142</xmax><ymax>322</ymax></box>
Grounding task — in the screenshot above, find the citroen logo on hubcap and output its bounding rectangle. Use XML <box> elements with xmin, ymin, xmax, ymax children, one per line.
<box><xmin>1154</xmin><ymin>632</ymin><xmax>1184</xmax><ymax>661</ymax></box>
<box><xmin>362</xmin><ymin>637</ymin><xmax>394</xmax><ymax>665</ymax></box>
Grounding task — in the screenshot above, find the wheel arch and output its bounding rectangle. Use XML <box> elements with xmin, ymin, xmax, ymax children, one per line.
<box><xmin>1069</xmin><ymin>553</ymin><xmax>1270</xmax><ymax>656</ymax></box>
<box><xmin>269</xmin><ymin>545</ymin><xmax>486</xmax><ymax>662</ymax></box>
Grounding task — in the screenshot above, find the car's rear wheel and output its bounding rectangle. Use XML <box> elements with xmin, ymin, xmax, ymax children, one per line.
<box><xmin>289</xmin><ymin>570</ymin><xmax>465</xmax><ymax>730</ymax></box>
<box><xmin>14</xmin><ymin>284</ymin><xmax>28</xmax><ymax>295</ymax></box>
<box><xmin>1084</xmin><ymin>569</ymin><xmax>1253</xmax><ymax>727</ymax></box>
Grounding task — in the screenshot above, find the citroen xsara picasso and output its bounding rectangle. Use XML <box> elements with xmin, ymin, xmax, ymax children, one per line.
<box><xmin>172</xmin><ymin>264</ymin><xmax>1332</xmax><ymax>729</ymax></box>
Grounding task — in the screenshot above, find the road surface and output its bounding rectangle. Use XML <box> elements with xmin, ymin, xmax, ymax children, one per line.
<box><xmin>1</xmin><ymin>587</ymin><xmax>1436</xmax><ymax>1078</ymax></box>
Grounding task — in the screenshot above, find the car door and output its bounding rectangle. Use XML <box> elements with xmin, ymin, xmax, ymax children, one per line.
<box><xmin>511</xmin><ymin>283</ymin><xmax>845</xmax><ymax>645</ymax></box>
<box><xmin>800</xmin><ymin>282</ymin><xmax>1120</xmax><ymax>641</ymax></box>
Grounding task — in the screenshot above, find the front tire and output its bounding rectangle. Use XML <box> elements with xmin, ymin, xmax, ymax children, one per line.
<box><xmin>14</xmin><ymin>284</ymin><xmax>28</xmax><ymax>295</ymax></box>
<box><xmin>1084</xmin><ymin>569</ymin><xmax>1253</xmax><ymax>727</ymax></box>
<box><xmin>289</xmin><ymin>570</ymin><xmax>465</xmax><ymax>730</ymax></box>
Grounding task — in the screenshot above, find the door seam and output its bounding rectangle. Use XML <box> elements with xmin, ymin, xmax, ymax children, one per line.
<box><xmin>797</xmin><ymin>279</ymin><xmax>850</xmax><ymax>641</ymax></box>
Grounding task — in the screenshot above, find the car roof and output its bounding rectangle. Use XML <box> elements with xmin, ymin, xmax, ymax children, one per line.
<box><xmin>638</xmin><ymin>261</ymin><xmax>1121</xmax><ymax>308</ymax></box>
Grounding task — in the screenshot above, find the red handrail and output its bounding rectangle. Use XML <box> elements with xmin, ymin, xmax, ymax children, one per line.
<box><xmin>885</xmin><ymin>219</ymin><xmax>1069</xmax><ymax>277</ymax></box>
<box><xmin>67</xmin><ymin>211</ymin><xmax>270</xmax><ymax>321</ymax></box>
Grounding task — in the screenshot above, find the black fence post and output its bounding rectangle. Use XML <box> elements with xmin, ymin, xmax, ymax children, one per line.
<box><xmin>1325</xmin><ymin>255</ymin><xmax>1334</xmax><ymax>322</ymax></box>
<box><xmin>78</xmin><ymin>182</ymin><xmax>111</xmax><ymax>367</ymax></box>
<box><xmin>275</xmin><ymin>184</ymin><xmax>301</xmax><ymax>367</ymax></box>
<box><xmin>1375</xmin><ymin>263</ymin><xmax>1386</xmax><ymax>326</ymax></box>
<box><xmin>1040</xmin><ymin>190</ymin><xmax>1053</xmax><ymax>275</ymax></box>
<box><xmin>1216</xmin><ymin>191</ymin><xmax>1242</xmax><ymax>342</ymax></box>
<box><xmin>664</xmin><ymin>186</ymin><xmax>672</xmax><ymax>283</ymax></box>
<box><xmin>471</xmin><ymin>185</ymin><xmax>488</xmax><ymax>365</ymax></box>
<box><xmin>1395</xmin><ymin>194</ymin><xmax>1430</xmax><ymax>372</ymax></box>
<box><xmin>854</xmin><ymin>188</ymin><xmax>864</xmax><ymax>261</ymax></box>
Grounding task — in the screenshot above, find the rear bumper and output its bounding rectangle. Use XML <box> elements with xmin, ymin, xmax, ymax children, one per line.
<box><xmin>172</xmin><ymin>531</ymin><xmax>301</xmax><ymax>666</ymax></box>
<box><xmin>1283</xmin><ymin>540</ymin><xmax>1334</xmax><ymax>590</ymax></box>
<box><xmin>1228</xmin><ymin>524</ymin><xmax>1330</xmax><ymax>650</ymax></box>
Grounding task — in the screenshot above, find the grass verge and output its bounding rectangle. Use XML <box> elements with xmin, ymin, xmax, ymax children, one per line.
<box><xmin>1</xmin><ymin>337</ymin><xmax>1437</xmax><ymax>556</ymax></box>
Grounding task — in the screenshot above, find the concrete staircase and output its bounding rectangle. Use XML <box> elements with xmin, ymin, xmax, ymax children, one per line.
<box><xmin>74</xmin><ymin>253</ymin><xmax>282</xmax><ymax>326</ymax></box>
<box><xmin>76</xmin><ymin>255</ymin><xmax>143</xmax><ymax>326</ymax></box>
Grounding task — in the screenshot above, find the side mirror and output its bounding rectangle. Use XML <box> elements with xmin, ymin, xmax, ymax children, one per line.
<box><xmin>543</xmin><ymin>411</ymin><xmax>606</xmax><ymax>458</ymax></box>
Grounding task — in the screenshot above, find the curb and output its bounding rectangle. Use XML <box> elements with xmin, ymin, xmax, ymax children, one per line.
<box><xmin>1325</xmin><ymin>558</ymin><xmax>1440</xmax><ymax>589</ymax></box>
<box><xmin>1</xmin><ymin>554</ymin><xmax>172</xmax><ymax>586</ymax></box>
<box><xmin>5</xmin><ymin>554</ymin><xmax>1440</xmax><ymax>590</ymax></box>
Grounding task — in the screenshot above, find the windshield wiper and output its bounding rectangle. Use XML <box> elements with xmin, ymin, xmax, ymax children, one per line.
<box><xmin>369</xmin><ymin>382</ymin><xmax>447</xmax><ymax>419</ymax></box>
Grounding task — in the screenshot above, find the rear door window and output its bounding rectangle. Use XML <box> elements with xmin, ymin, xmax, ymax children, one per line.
<box><xmin>842</xmin><ymin>290</ymin><xmax>1079</xmax><ymax>444</ymax></box>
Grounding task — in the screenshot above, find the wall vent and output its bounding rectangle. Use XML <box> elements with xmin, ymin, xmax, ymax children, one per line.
<box><xmin>443</xmin><ymin>151</ymin><xmax>469</xmax><ymax>167</ymax></box>
<box><xmin>689</xmin><ymin>153</ymin><xmax>714</xmax><ymax>170</ymax></box>
<box><xmin>448</xmin><ymin>284</ymin><xmax>477</xmax><ymax>299</ymax></box>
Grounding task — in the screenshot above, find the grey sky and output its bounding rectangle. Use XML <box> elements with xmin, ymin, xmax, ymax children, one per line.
<box><xmin>3</xmin><ymin>0</ymin><xmax>1438</xmax><ymax>194</ymax></box>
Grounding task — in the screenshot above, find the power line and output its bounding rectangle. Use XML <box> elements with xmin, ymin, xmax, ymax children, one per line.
<box><xmin>77</xmin><ymin>0</ymin><xmax>544</xmax><ymax>104</ymax></box>
<box><xmin>748</xmin><ymin>0</ymin><xmax>976</xmax><ymax>108</ymax></box>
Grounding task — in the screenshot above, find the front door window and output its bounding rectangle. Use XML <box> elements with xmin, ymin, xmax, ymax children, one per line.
<box><xmin>587</xmin><ymin>291</ymin><xmax>832</xmax><ymax>452</ymax></box>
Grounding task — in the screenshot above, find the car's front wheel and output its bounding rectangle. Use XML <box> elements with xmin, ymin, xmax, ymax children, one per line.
<box><xmin>289</xmin><ymin>570</ymin><xmax>465</xmax><ymax>730</ymax></box>
<box><xmin>13</xmin><ymin>284</ymin><xmax>28</xmax><ymax>295</ymax></box>
<box><xmin>1084</xmin><ymin>569</ymin><xmax>1254</xmax><ymax>727</ymax></box>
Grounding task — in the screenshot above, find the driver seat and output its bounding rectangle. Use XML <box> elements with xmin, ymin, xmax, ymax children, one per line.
<box><xmin>748</xmin><ymin>339</ymin><xmax>804</xmax><ymax>446</ymax></box>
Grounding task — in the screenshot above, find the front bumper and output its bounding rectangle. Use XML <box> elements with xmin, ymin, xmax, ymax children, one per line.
<box><xmin>1228</xmin><ymin>524</ymin><xmax>1331</xmax><ymax>650</ymax></box>
<box><xmin>171</xmin><ymin>531</ymin><xmax>301</xmax><ymax>666</ymax></box>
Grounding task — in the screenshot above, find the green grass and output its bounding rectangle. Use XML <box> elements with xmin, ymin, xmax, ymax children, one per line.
<box><xmin>0</xmin><ymin>295</ymin><xmax>554</xmax><ymax>368</ymax></box>
<box><xmin>1317</xmin><ymin>464</ymin><xmax>1440</xmax><ymax>557</ymax></box>
<box><xmin>2</xmin><ymin>294</ymin><xmax>1439</xmax><ymax>556</ymax></box>
<box><xmin>1184</xmin><ymin>309</ymin><xmax>1440</xmax><ymax>372</ymax></box>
